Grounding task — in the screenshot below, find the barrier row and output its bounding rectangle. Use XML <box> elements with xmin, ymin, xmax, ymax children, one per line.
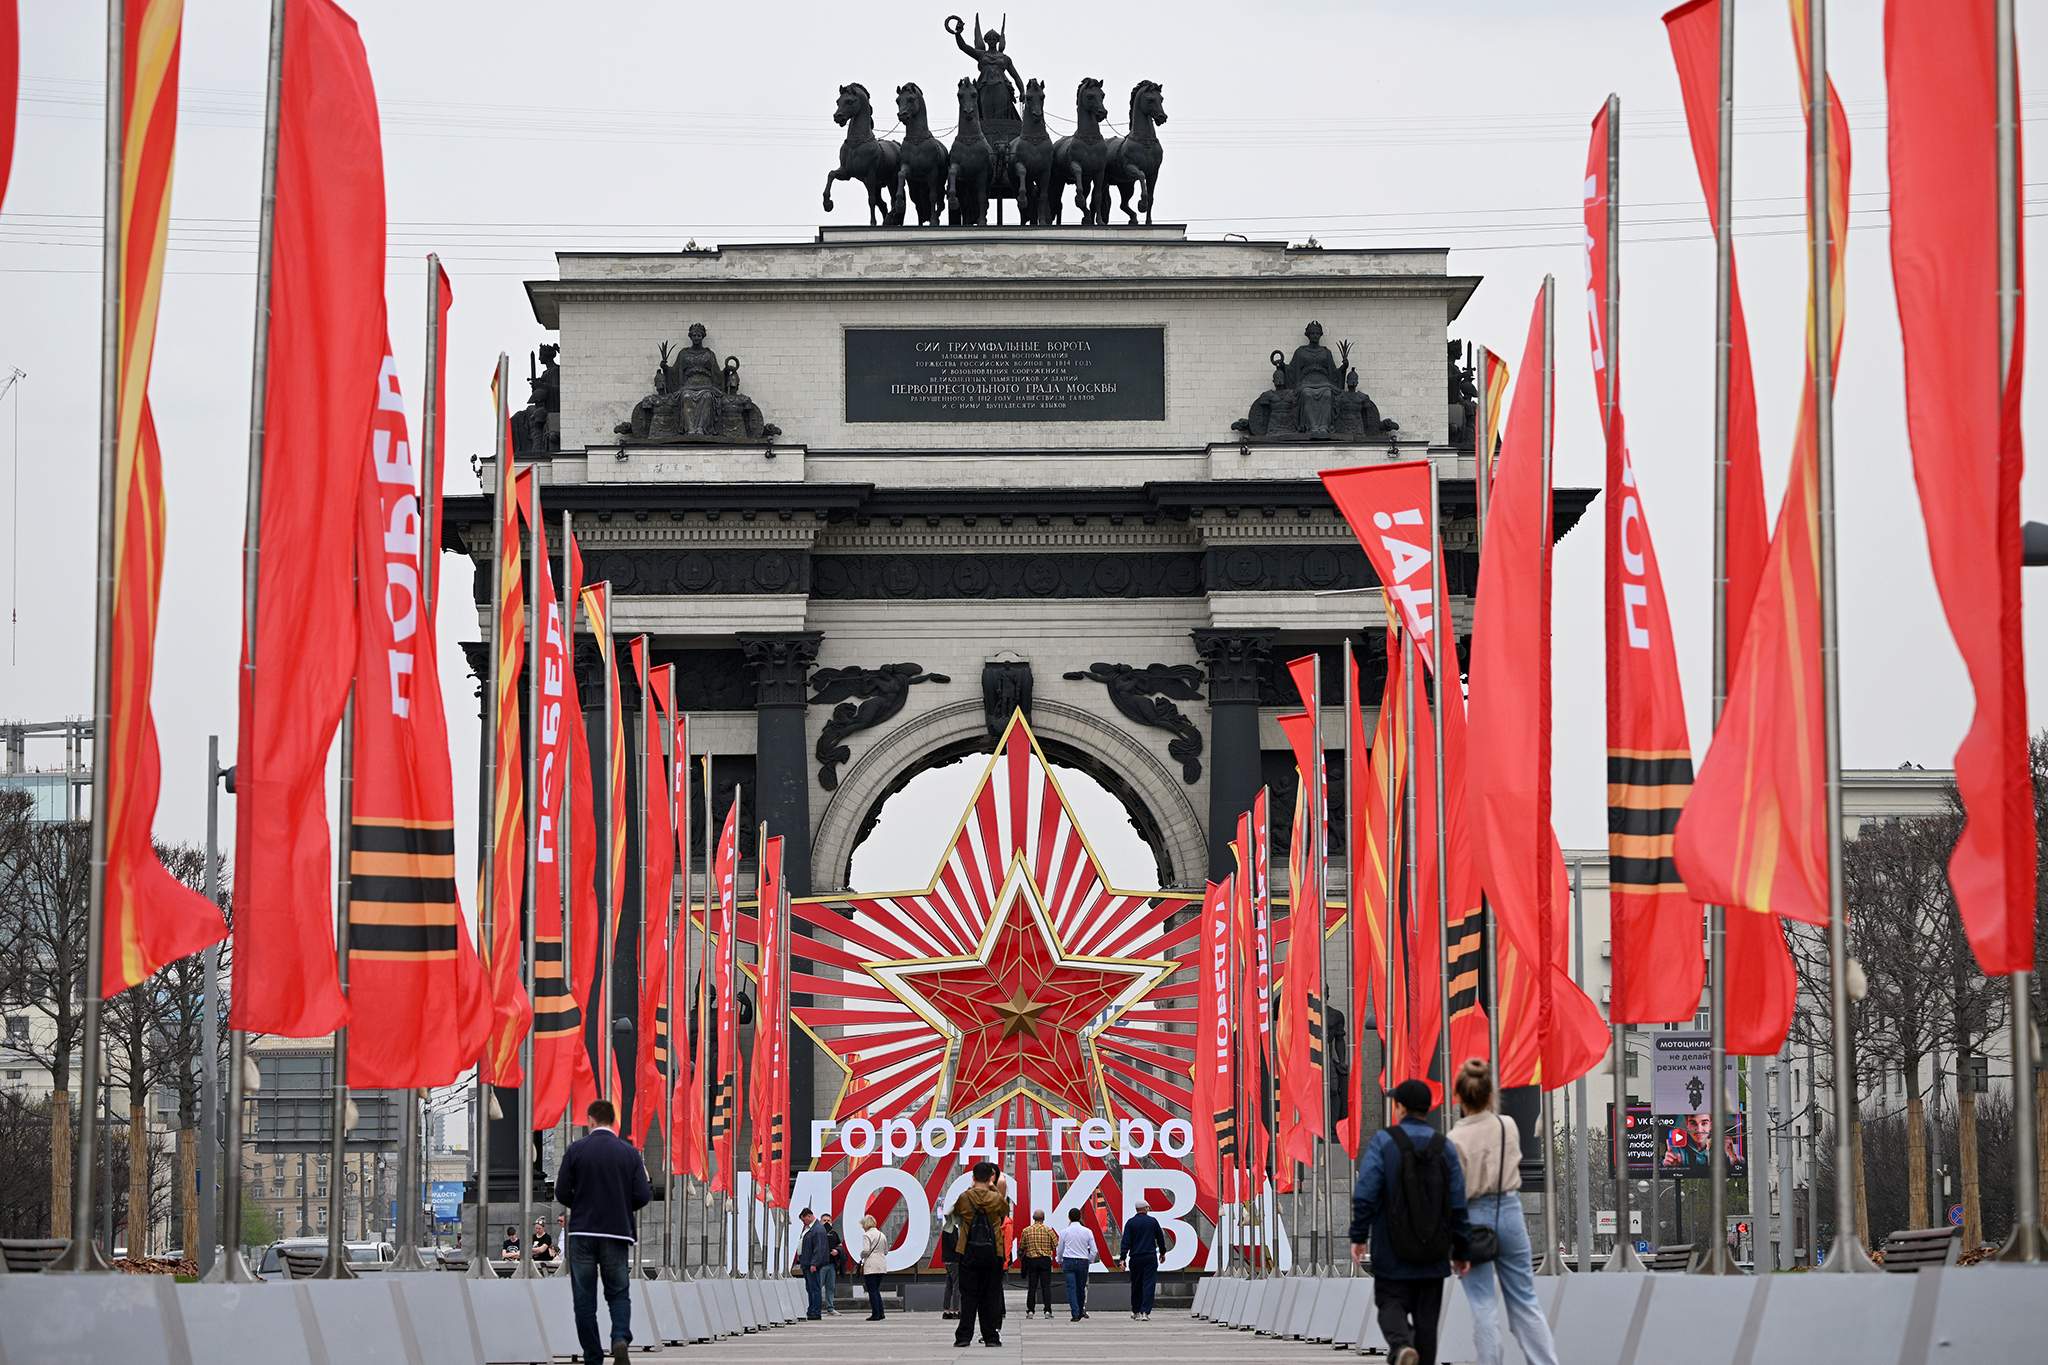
<box><xmin>1191</xmin><ymin>1265</ymin><xmax>2045</xmax><ymax>1365</ymax></box>
<box><xmin>0</xmin><ymin>1268</ymin><xmax>808</xmax><ymax>1365</ymax></box>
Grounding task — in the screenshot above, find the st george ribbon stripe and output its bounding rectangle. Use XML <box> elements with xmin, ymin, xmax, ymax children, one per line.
<box><xmin>351</xmin><ymin>822</ymin><xmax>457</xmax><ymax>856</ymax></box>
<box><xmin>1606</xmin><ymin>748</ymin><xmax>1691</xmax><ymax>895</ymax></box>
<box><xmin>1605</xmin><ymin>753</ymin><xmax>1697</xmax><ymax>786</ymax></box>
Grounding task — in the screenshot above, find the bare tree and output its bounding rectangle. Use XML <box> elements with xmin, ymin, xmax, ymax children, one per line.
<box><xmin>0</xmin><ymin>815</ymin><xmax>90</xmax><ymax>1237</ymax></box>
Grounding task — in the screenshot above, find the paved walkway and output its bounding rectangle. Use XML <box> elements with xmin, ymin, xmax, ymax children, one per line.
<box><xmin>634</xmin><ymin>1292</ymin><xmax>1307</xmax><ymax>1363</ymax></box>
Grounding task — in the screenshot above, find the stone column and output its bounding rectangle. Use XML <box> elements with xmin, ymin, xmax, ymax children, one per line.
<box><xmin>1193</xmin><ymin>628</ymin><xmax>1273</xmax><ymax>881</ymax></box>
<box><xmin>738</xmin><ymin>631</ymin><xmax>821</xmax><ymax>1167</ymax></box>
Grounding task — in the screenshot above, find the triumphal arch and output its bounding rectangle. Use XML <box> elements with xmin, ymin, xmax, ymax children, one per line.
<box><xmin>449</xmin><ymin>25</ymin><xmax>1586</xmax><ymax>1243</ymax></box>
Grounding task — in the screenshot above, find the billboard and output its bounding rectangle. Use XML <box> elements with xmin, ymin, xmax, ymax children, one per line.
<box><xmin>1650</xmin><ymin>1031</ymin><xmax>1741</xmax><ymax>1117</ymax></box>
<box><xmin>1611</xmin><ymin>1103</ymin><xmax>1746</xmax><ymax>1179</ymax></box>
<box><xmin>429</xmin><ymin>1181</ymin><xmax>465</xmax><ymax>1224</ymax></box>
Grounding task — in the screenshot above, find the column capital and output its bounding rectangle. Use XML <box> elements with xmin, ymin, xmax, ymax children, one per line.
<box><xmin>738</xmin><ymin>631</ymin><xmax>823</xmax><ymax>707</ymax></box>
<box><xmin>1191</xmin><ymin>628</ymin><xmax>1275</xmax><ymax>705</ymax></box>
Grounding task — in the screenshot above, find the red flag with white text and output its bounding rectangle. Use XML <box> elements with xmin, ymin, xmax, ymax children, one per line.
<box><xmin>1192</xmin><ymin>876</ymin><xmax>1235</xmax><ymax>1214</ymax></box>
<box><xmin>563</xmin><ymin>534</ymin><xmax>602</xmax><ymax>1114</ymax></box>
<box><xmin>711</xmin><ymin>798</ymin><xmax>742</xmax><ymax>1193</ymax></box>
<box><xmin>523</xmin><ymin>487</ymin><xmax>581</xmax><ymax>1131</ymax></box>
<box><xmin>232</xmin><ymin>0</ymin><xmax>385</xmax><ymax>1035</ymax></box>
<box><xmin>632</xmin><ymin>646</ymin><xmax>674</xmax><ymax>1144</ymax></box>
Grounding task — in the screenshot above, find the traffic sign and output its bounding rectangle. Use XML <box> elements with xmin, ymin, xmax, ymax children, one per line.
<box><xmin>1634</xmin><ymin>1239</ymin><xmax>1652</xmax><ymax>1255</ymax></box>
<box><xmin>1949</xmin><ymin>1203</ymin><xmax>1965</xmax><ymax>1228</ymax></box>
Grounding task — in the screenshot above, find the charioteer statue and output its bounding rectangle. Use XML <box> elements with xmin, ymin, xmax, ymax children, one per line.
<box><xmin>1231</xmin><ymin>321</ymin><xmax>1400</xmax><ymax>441</ymax></box>
<box><xmin>614</xmin><ymin>323</ymin><xmax>781</xmax><ymax>444</ymax></box>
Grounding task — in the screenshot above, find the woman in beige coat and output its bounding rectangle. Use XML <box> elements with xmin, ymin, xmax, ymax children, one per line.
<box><xmin>1447</xmin><ymin>1060</ymin><xmax>1560</xmax><ymax>1365</ymax></box>
<box><xmin>859</xmin><ymin>1214</ymin><xmax>889</xmax><ymax>1321</ymax></box>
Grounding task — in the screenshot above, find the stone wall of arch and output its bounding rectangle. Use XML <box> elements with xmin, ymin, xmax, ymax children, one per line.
<box><xmin>809</xmin><ymin>697</ymin><xmax>1208</xmax><ymax>894</ymax></box>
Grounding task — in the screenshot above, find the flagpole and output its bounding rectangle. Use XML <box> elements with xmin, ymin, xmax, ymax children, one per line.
<box><xmin>1340</xmin><ymin>637</ymin><xmax>1358</xmax><ymax>1277</ymax></box>
<box><xmin>1472</xmin><ymin>359</ymin><xmax>1504</xmax><ymax>1089</ymax></box>
<box><xmin>754</xmin><ymin>817</ymin><xmax>769</xmax><ymax>1282</ymax></box>
<box><xmin>513</xmin><ymin>464</ymin><xmax>543</xmax><ymax>1281</ymax></box>
<box><xmin>201</xmin><ymin>0</ymin><xmax>286</xmax><ymax>1286</ymax></box>
<box><xmin>465</xmin><ymin>351</ymin><xmax>506</xmax><ymax>1283</ymax></box>
<box><xmin>663</xmin><ymin>715</ymin><xmax>684</xmax><ymax>1279</ymax></box>
<box><xmin>700</xmin><ymin>754</ymin><xmax>714</xmax><ymax>1276</ymax></box>
<box><xmin>1384</xmin><ymin>626</ymin><xmax>1400</xmax><ymax>1140</ymax></box>
<box><xmin>557</xmin><ymin>508</ymin><xmax>577</xmax><ymax>1242</ymax></box>
<box><xmin>632</xmin><ymin>635</ymin><xmax>650</xmax><ymax>1271</ymax></box>
<box><xmin>1429</xmin><ymin>465</ymin><xmax>1453</xmax><ymax>1121</ymax></box>
<box><xmin>1802</xmin><ymin>0</ymin><xmax>1872</xmax><ymax>1276</ymax></box>
<box><xmin>1696</xmin><ymin>9</ymin><xmax>1740</xmax><ymax>1273</ymax></box>
<box><xmin>54</xmin><ymin>0</ymin><xmax>126</xmax><ymax>1278</ymax></box>
<box><xmin>1598</xmin><ymin>89</ymin><xmax>1648</xmax><ymax>1276</ymax></box>
<box><xmin>597</xmin><ymin>584</ymin><xmax>616</xmax><ymax>1115</ymax></box>
<box><xmin>390</xmin><ymin>253</ymin><xmax>447</xmax><ymax>1278</ymax></box>
<box><xmin>1993</xmin><ymin>0</ymin><xmax>2042</xmax><ymax>1267</ymax></box>
<box><xmin>677</xmin><ymin>727</ymin><xmax>693</xmax><ymax>1281</ymax></box>
<box><xmin>729</xmin><ymin>787</ymin><xmax>746</xmax><ymax>1279</ymax></box>
<box><xmin>314</xmin><ymin>688</ymin><xmax>358</xmax><ymax>1278</ymax></box>
<box><xmin>1534</xmin><ymin>272</ymin><xmax>1570</xmax><ymax>1278</ymax></box>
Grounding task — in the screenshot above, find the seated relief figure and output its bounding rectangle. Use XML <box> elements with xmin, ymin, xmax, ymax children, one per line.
<box><xmin>1232</xmin><ymin>322</ymin><xmax>1399</xmax><ymax>441</ymax></box>
<box><xmin>615</xmin><ymin>323</ymin><xmax>780</xmax><ymax>443</ymax></box>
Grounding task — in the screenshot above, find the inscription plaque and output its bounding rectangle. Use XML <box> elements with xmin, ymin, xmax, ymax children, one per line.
<box><xmin>845</xmin><ymin>326</ymin><xmax>1165</xmax><ymax>423</ymax></box>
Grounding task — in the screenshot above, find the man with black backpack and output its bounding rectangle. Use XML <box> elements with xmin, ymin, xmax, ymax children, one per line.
<box><xmin>948</xmin><ymin>1161</ymin><xmax>1011</xmax><ymax>1348</ymax></box>
<box><xmin>1350</xmin><ymin>1079</ymin><xmax>1471</xmax><ymax>1365</ymax></box>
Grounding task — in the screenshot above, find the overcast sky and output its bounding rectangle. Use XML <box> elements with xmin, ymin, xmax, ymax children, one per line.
<box><xmin>2</xmin><ymin>0</ymin><xmax>2043</xmax><ymax>903</ymax></box>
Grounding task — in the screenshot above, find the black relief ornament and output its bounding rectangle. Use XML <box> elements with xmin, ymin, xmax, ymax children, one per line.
<box><xmin>810</xmin><ymin>664</ymin><xmax>951</xmax><ymax>790</ymax></box>
<box><xmin>982</xmin><ymin>653</ymin><xmax>1032</xmax><ymax>737</ymax></box>
<box><xmin>1062</xmin><ymin>662</ymin><xmax>1206</xmax><ymax>784</ymax></box>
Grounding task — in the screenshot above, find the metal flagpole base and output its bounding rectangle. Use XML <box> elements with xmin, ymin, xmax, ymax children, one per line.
<box><xmin>1534</xmin><ymin>1247</ymin><xmax>1575</xmax><ymax>1276</ymax></box>
<box><xmin>1691</xmin><ymin>1242</ymin><xmax>1740</xmax><ymax>1275</ymax></box>
<box><xmin>466</xmin><ymin>1242</ymin><xmax>498</xmax><ymax>1279</ymax></box>
<box><xmin>1818</xmin><ymin>1236</ymin><xmax>1880</xmax><ymax>1273</ymax></box>
<box><xmin>200</xmin><ymin>1248</ymin><xmax>257</xmax><ymax>1283</ymax></box>
<box><xmin>307</xmin><ymin>1256</ymin><xmax>358</xmax><ymax>1280</ymax></box>
<box><xmin>1996</xmin><ymin>1222</ymin><xmax>2046</xmax><ymax>1263</ymax></box>
<box><xmin>48</xmin><ymin>1239</ymin><xmax>114</xmax><ymax>1274</ymax></box>
<box><xmin>1603</xmin><ymin>1241</ymin><xmax>1646</xmax><ymax>1273</ymax></box>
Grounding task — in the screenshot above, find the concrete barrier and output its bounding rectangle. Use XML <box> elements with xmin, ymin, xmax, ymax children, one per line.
<box><xmin>390</xmin><ymin>1272</ymin><xmax>486</xmax><ymax>1365</ymax></box>
<box><xmin>174</xmin><ymin>1281</ymin><xmax>317</xmax><ymax>1365</ymax></box>
<box><xmin>301</xmin><ymin>1276</ymin><xmax>425</xmax><ymax>1365</ymax></box>
<box><xmin>1305</xmin><ymin>1276</ymin><xmax>1350</xmax><ymax>1341</ymax></box>
<box><xmin>1547</xmin><ymin>1272</ymin><xmax>1651</xmax><ymax>1365</ymax></box>
<box><xmin>1255</xmin><ymin>1275</ymin><xmax>1293</xmax><ymax>1334</ymax></box>
<box><xmin>670</xmin><ymin>1279</ymin><xmax>715</xmax><ymax>1342</ymax></box>
<box><xmin>0</xmin><ymin>1272</ymin><xmax>189</xmax><ymax>1365</ymax></box>
<box><xmin>465</xmin><ymin>1273</ymin><xmax>553</xmax><ymax>1363</ymax></box>
<box><xmin>1622</xmin><ymin>1273</ymin><xmax>1764</xmax><ymax>1365</ymax></box>
<box><xmin>1233</xmin><ymin>1276</ymin><xmax>1270</xmax><ymax>1329</ymax></box>
<box><xmin>701</xmin><ymin>1277</ymin><xmax>741</xmax><ymax>1336</ymax></box>
<box><xmin>1331</xmin><ymin>1278</ymin><xmax>1375</xmax><ymax>1349</ymax></box>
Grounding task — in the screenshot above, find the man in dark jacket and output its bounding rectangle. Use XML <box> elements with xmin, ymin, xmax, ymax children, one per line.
<box><xmin>1119</xmin><ymin>1203</ymin><xmax>1165</xmax><ymax>1320</ymax></box>
<box><xmin>554</xmin><ymin>1099</ymin><xmax>653</xmax><ymax>1365</ymax></box>
<box><xmin>795</xmin><ymin>1208</ymin><xmax>831</xmax><ymax>1319</ymax></box>
<box><xmin>1350</xmin><ymin>1079</ymin><xmax>1471</xmax><ymax>1365</ymax></box>
<box><xmin>948</xmin><ymin>1161</ymin><xmax>1011</xmax><ymax>1348</ymax></box>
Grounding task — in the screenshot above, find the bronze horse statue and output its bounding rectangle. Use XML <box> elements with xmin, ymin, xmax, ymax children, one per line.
<box><xmin>894</xmin><ymin>82</ymin><xmax>949</xmax><ymax>227</ymax></box>
<box><xmin>1001</xmin><ymin>77</ymin><xmax>1056</xmax><ymax>225</ymax></box>
<box><xmin>1105</xmin><ymin>81</ymin><xmax>1167</xmax><ymax>225</ymax></box>
<box><xmin>822</xmin><ymin>83</ymin><xmax>905</xmax><ymax>226</ymax></box>
<box><xmin>946</xmin><ymin>77</ymin><xmax>996</xmax><ymax>226</ymax></box>
<box><xmin>1051</xmin><ymin>77</ymin><xmax>1112</xmax><ymax>225</ymax></box>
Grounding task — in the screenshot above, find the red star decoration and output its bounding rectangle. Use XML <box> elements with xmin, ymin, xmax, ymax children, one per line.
<box><xmin>872</xmin><ymin>858</ymin><xmax>1172</xmax><ymax>1121</ymax></box>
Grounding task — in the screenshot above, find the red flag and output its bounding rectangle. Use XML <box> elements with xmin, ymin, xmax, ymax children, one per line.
<box><xmin>1436</xmin><ymin>662</ymin><xmax>1494</xmax><ymax>1075</ymax></box>
<box><xmin>1275</xmin><ymin>659</ymin><xmax>1327</xmax><ymax>1173</ymax></box>
<box><xmin>751</xmin><ymin>835</ymin><xmax>787</xmax><ymax>1206</ymax></box>
<box><xmin>1337</xmin><ymin>648</ymin><xmax>1396</xmax><ymax>1157</ymax></box>
<box><xmin>1584</xmin><ymin>102</ymin><xmax>1707</xmax><ymax>1025</ymax></box>
<box><xmin>669</xmin><ymin>717</ymin><xmax>707</xmax><ymax>1181</ymax></box>
<box><xmin>524</xmin><ymin>487</ymin><xmax>581</xmax><ymax>1131</ymax></box>
<box><xmin>1665</xmin><ymin>0</ymin><xmax>1771</xmax><ymax>648</ymax></box>
<box><xmin>1229</xmin><ymin>826</ymin><xmax>1259</xmax><ymax>1200</ymax></box>
<box><xmin>231</xmin><ymin>0</ymin><xmax>384</xmax><ymax>1035</ymax></box>
<box><xmin>1192</xmin><ymin>876</ymin><xmax>1235</xmax><ymax>1214</ymax></box>
<box><xmin>563</xmin><ymin>535</ymin><xmax>602</xmax><ymax>1114</ymax></box>
<box><xmin>1674</xmin><ymin>4</ymin><xmax>1852</xmax><ymax>933</ymax></box>
<box><xmin>581</xmin><ymin>582</ymin><xmax>628</xmax><ymax>1102</ymax></box>
<box><xmin>100</xmin><ymin>0</ymin><xmax>230</xmax><ymax>996</ymax></box>
<box><xmin>1466</xmin><ymin>291</ymin><xmax>1607</xmax><ymax>1090</ymax></box>
<box><xmin>1887</xmin><ymin>0</ymin><xmax>2035</xmax><ymax>976</ymax></box>
<box><xmin>675</xmin><ymin>754</ymin><xmax>712</xmax><ymax>1183</ymax></box>
<box><xmin>344</xmin><ymin>339</ymin><xmax>488</xmax><ymax>1086</ymax></box>
<box><xmin>1479</xmin><ymin>347</ymin><xmax>1510</xmax><ymax>475</ymax></box>
<box><xmin>711</xmin><ymin>798</ymin><xmax>742</xmax><ymax>1193</ymax></box>
<box><xmin>477</xmin><ymin>462</ymin><xmax>529</xmax><ymax>1087</ymax></box>
<box><xmin>1319</xmin><ymin>462</ymin><xmax>1441</xmax><ymax>656</ymax></box>
<box><xmin>0</xmin><ymin>1</ymin><xmax>16</xmax><ymax>213</ymax></box>
<box><xmin>632</xmin><ymin>644</ymin><xmax>674</xmax><ymax>1144</ymax></box>
<box><xmin>1665</xmin><ymin>0</ymin><xmax>1799</xmax><ymax>1051</ymax></box>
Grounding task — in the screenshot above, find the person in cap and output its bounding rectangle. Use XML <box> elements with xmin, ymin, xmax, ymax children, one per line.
<box><xmin>1350</xmin><ymin>1078</ymin><xmax>1471</xmax><ymax>1365</ymax></box>
<box><xmin>1118</xmin><ymin>1201</ymin><xmax>1165</xmax><ymax>1320</ymax></box>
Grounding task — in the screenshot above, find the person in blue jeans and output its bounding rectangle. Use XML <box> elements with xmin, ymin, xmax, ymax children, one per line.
<box><xmin>553</xmin><ymin>1099</ymin><xmax>652</xmax><ymax>1365</ymax></box>
<box><xmin>1446</xmin><ymin>1060</ymin><xmax>1560</xmax><ymax>1365</ymax></box>
<box><xmin>1351</xmin><ymin>1078</ymin><xmax>1471</xmax><ymax>1365</ymax></box>
<box><xmin>794</xmin><ymin>1208</ymin><xmax>830</xmax><ymax>1319</ymax></box>
<box><xmin>1056</xmin><ymin>1209</ymin><xmax>1096</xmax><ymax>1320</ymax></box>
<box><xmin>1119</xmin><ymin>1202</ymin><xmax>1165</xmax><ymax>1320</ymax></box>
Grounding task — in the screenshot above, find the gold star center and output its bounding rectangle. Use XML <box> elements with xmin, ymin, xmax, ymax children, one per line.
<box><xmin>991</xmin><ymin>988</ymin><xmax>1052</xmax><ymax>1040</ymax></box>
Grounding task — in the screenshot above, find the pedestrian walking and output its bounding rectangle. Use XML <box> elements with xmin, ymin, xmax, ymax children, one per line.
<box><xmin>819</xmin><ymin>1214</ymin><xmax>845</xmax><ymax>1314</ymax></box>
<box><xmin>1350</xmin><ymin>1078</ymin><xmax>1471</xmax><ymax>1365</ymax></box>
<box><xmin>1018</xmin><ymin>1210</ymin><xmax>1058</xmax><ymax>1319</ymax></box>
<box><xmin>859</xmin><ymin>1214</ymin><xmax>888</xmax><ymax>1321</ymax></box>
<box><xmin>552</xmin><ymin>1099</ymin><xmax>653</xmax><ymax>1365</ymax></box>
<box><xmin>1057</xmin><ymin>1209</ymin><xmax>1096</xmax><ymax>1321</ymax></box>
<box><xmin>1119</xmin><ymin>1202</ymin><xmax>1164</xmax><ymax>1320</ymax></box>
<box><xmin>1446</xmin><ymin>1061</ymin><xmax>1560</xmax><ymax>1365</ymax></box>
<box><xmin>948</xmin><ymin>1160</ymin><xmax>1012</xmax><ymax>1348</ymax></box>
<box><xmin>795</xmin><ymin>1208</ymin><xmax>830</xmax><ymax>1319</ymax></box>
<box><xmin>939</xmin><ymin>1210</ymin><xmax>961</xmax><ymax>1318</ymax></box>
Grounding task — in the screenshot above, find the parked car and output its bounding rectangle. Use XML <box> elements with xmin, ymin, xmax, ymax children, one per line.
<box><xmin>254</xmin><ymin>1238</ymin><xmax>397</xmax><ymax>1279</ymax></box>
